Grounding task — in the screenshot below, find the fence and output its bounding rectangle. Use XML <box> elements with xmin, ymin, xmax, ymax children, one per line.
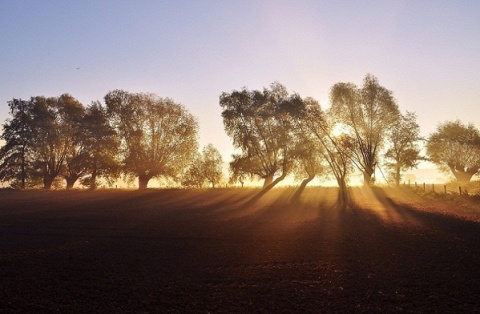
<box><xmin>403</xmin><ymin>180</ymin><xmax>471</xmax><ymax>195</ymax></box>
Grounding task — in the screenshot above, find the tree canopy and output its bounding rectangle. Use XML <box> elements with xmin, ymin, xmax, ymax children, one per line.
<box><xmin>3</xmin><ymin>74</ymin><xmax>479</xmax><ymax>192</ymax></box>
<box><xmin>384</xmin><ymin>111</ymin><xmax>423</xmax><ymax>186</ymax></box>
<box><xmin>330</xmin><ymin>74</ymin><xmax>400</xmax><ymax>186</ymax></box>
<box><xmin>105</xmin><ymin>90</ymin><xmax>199</xmax><ymax>189</ymax></box>
<box><xmin>220</xmin><ymin>82</ymin><xmax>305</xmax><ymax>189</ymax></box>
<box><xmin>182</xmin><ymin>144</ymin><xmax>223</xmax><ymax>188</ymax></box>
<box><xmin>426</xmin><ymin>120</ymin><xmax>480</xmax><ymax>183</ymax></box>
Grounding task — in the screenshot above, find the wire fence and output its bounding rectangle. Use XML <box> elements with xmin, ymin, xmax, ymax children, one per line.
<box><xmin>403</xmin><ymin>180</ymin><xmax>473</xmax><ymax>196</ymax></box>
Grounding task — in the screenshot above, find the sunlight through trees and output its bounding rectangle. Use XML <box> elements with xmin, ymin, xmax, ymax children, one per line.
<box><xmin>1</xmin><ymin>74</ymin><xmax>479</xmax><ymax>190</ymax></box>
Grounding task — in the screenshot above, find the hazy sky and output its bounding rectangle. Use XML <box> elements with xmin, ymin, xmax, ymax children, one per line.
<box><xmin>1</xmin><ymin>0</ymin><xmax>480</xmax><ymax>180</ymax></box>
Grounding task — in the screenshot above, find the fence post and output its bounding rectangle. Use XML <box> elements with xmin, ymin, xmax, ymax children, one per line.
<box><xmin>444</xmin><ymin>185</ymin><xmax>447</xmax><ymax>194</ymax></box>
<box><xmin>423</xmin><ymin>182</ymin><xmax>426</xmax><ymax>191</ymax></box>
<box><xmin>459</xmin><ymin>186</ymin><xmax>462</xmax><ymax>195</ymax></box>
<box><xmin>415</xmin><ymin>182</ymin><xmax>417</xmax><ymax>188</ymax></box>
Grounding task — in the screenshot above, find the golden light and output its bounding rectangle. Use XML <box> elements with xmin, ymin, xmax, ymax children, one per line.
<box><xmin>330</xmin><ymin>123</ymin><xmax>349</xmax><ymax>137</ymax></box>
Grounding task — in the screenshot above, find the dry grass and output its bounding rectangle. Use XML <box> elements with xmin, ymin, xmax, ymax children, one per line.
<box><xmin>1</xmin><ymin>187</ymin><xmax>479</xmax><ymax>313</ymax></box>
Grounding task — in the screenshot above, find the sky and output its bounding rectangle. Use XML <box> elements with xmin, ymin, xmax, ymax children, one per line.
<box><xmin>1</xmin><ymin>0</ymin><xmax>480</xmax><ymax>184</ymax></box>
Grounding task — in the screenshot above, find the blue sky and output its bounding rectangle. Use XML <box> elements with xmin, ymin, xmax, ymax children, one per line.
<box><xmin>1</xmin><ymin>0</ymin><xmax>480</xmax><ymax>182</ymax></box>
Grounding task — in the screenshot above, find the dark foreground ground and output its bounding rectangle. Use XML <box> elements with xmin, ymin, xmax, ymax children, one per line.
<box><xmin>1</xmin><ymin>187</ymin><xmax>480</xmax><ymax>313</ymax></box>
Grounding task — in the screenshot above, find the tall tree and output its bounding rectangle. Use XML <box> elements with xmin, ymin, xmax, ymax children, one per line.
<box><xmin>384</xmin><ymin>111</ymin><xmax>423</xmax><ymax>186</ymax></box>
<box><xmin>426</xmin><ymin>120</ymin><xmax>480</xmax><ymax>183</ymax></box>
<box><xmin>0</xmin><ymin>99</ymin><xmax>34</xmax><ymax>189</ymax></box>
<box><xmin>82</xmin><ymin>101</ymin><xmax>120</xmax><ymax>189</ymax></box>
<box><xmin>298</xmin><ymin>99</ymin><xmax>353</xmax><ymax>203</ymax></box>
<box><xmin>57</xmin><ymin>94</ymin><xmax>89</xmax><ymax>189</ymax></box>
<box><xmin>30</xmin><ymin>96</ymin><xmax>70</xmax><ymax>189</ymax></box>
<box><xmin>220</xmin><ymin>82</ymin><xmax>300</xmax><ymax>189</ymax></box>
<box><xmin>105</xmin><ymin>90</ymin><xmax>198</xmax><ymax>189</ymax></box>
<box><xmin>330</xmin><ymin>74</ymin><xmax>400</xmax><ymax>186</ymax></box>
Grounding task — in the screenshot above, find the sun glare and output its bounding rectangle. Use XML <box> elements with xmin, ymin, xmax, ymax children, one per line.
<box><xmin>330</xmin><ymin>123</ymin><xmax>349</xmax><ymax>137</ymax></box>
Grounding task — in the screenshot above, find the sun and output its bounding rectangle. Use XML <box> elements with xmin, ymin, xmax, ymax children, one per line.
<box><xmin>330</xmin><ymin>123</ymin><xmax>349</xmax><ymax>137</ymax></box>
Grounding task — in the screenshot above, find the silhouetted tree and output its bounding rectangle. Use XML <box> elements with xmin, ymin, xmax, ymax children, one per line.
<box><xmin>0</xmin><ymin>99</ymin><xmax>34</xmax><ymax>189</ymax></box>
<box><xmin>228</xmin><ymin>161</ymin><xmax>248</xmax><ymax>187</ymax></box>
<box><xmin>384</xmin><ymin>111</ymin><xmax>422</xmax><ymax>186</ymax></box>
<box><xmin>29</xmin><ymin>96</ymin><xmax>71</xmax><ymax>189</ymax></box>
<box><xmin>182</xmin><ymin>144</ymin><xmax>223</xmax><ymax>188</ymax></box>
<box><xmin>220</xmin><ymin>82</ymin><xmax>300</xmax><ymax>190</ymax></box>
<box><xmin>82</xmin><ymin>101</ymin><xmax>121</xmax><ymax>189</ymax></box>
<box><xmin>105</xmin><ymin>90</ymin><xmax>198</xmax><ymax>189</ymax></box>
<box><xmin>291</xmin><ymin>138</ymin><xmax>326</xmax><ymax>200</ymax></box>
<box><xmin>202</xmin><ymin>144</ymin><xmax>223</xmax><ymax>188</ymax></box>
<box><xmin>330</xmin><ymin>74</ymin><xmax>400</xmax><ymax>186</ymax></box>
<box><xmin>297</xmin><ymin>98</ymin><xmax>353</xmax><ymax>203</ymax></box>
<box><xmin>57</xmin><ymin>94</ymin><xmax>89</xmax><ymax>189</ymax></box>
<box><xmin>426</xmin><ymin>120</ymin><xmax>480</xmax><ymax>183</ymax></box>
<box><xmin>182</xmin><ymin>154</ymin><xmax>205</xmax><ymax>188</ymax></box>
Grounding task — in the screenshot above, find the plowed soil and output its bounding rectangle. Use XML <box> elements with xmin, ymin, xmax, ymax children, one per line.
<box><xmin>1</xmin><ymin>187</ymin><xmax>479</xmax><ymax>313</ymax></box>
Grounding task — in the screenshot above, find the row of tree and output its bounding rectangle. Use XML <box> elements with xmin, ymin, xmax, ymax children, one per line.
<box><xmin>0</xmin><ymin>91</ymin><xmax>223</xmax><ymax>189</ymax></box>
<box><xmin>221</xmin><ymin>74</ymin><xmax>480</xmax><ymax>200</ymax></box>
<box><xmin>1</xmin><ymin>74</ymin><xmax>479</xmax><ymax>193</ymax></box>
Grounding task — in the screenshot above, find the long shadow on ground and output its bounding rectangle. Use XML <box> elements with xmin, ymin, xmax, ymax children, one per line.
<box><xmin>0</xmin><ymin>187</ymin><xmax>479</xmax><ymax>313</ymax></box>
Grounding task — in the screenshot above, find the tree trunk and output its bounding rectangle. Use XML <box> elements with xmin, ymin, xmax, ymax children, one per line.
<box><xmin>363</xmin><ymin>169</ymin><xmax>373</xmax><ymax>186</ymax></box>
<box><xmin>89</xmin><ymin>175</ymin><xmax>97</xmax><ymax>190</ymax></box>
<box><xmin>250</xmin><ymin>171</ymin><xmax>287</xmax><ymax>203</ymax></box>
<box><xmin>20</xmin><ymin>147</ymin><xmax>26</xmax><ymax>189</ymax></box>
<box><xmin>395</xmin><ymin>165</ymin><xmax>401</xmax><ymax>187</ymax></box>
<box><xmin>337</xmin><ymin>177</ymin><xmax>348</xmax><ymax>207</ymax></box>
<box><xmin>138</xmin><ymin>174</ymin><xmax>151</xmax><ymax>190</ymax></box>
<box><xmin>90</xmin><ymin>162</ymin><xmax>98</xmax><ymax>190</ymax></box>
<box><xmin>453</xmin><ymin>171</ymin><xmax>475</xmax><ymax>185</ymax></box>
<box><xmin>262</xmin><ymin>172</ymin><xmax>287</xmax><ymax>193</ymax></box>
<box><xmin>66</xmin><ymin>176</ymin><xmax>78</xmax><ymax>189</ymax></box>
<box><xmin>43</xmin><ymin>175</ymin><xmax>55</xmax><ymax>190</ymax></box>
<box><xmin>263</xmin><ymin>173</ymin><xmax>274</xmax><ymax>188</ymax></box>
<box><xmin>292</xmin><ymin>174</ymin><xmax>315</xmax><ymax>200</ymax></box>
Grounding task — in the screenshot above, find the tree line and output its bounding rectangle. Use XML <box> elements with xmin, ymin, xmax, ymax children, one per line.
<box><xmin>1</xmin><ymin>74</ymin><xmax>479</xmax><ymax>194</ymax></box>
<box><xmin>0</xmin><ymin>91</ymin><xmax>222</xmax><ymax>190</ymax></box>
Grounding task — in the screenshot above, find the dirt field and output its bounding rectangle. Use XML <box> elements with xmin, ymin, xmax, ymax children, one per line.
<box><xmin>1</xmin><ymin>187</ymin><xmax>479</xmax><ymax>313</ymax></box>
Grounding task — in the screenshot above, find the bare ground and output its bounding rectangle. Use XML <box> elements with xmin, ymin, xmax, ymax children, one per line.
<box><xmin>0</xmin><ymin>187</ymin><xmax>479</xmax><ymax>313</ymax></box>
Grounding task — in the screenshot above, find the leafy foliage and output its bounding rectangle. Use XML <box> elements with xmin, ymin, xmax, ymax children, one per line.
<box><xmin>426</xmin><ymin>120</ymin><xmax>480</xmax><ymax>183</ymax></box>
<box><xmin>105</xmin><ymin>90</ymin><xmax>199</xmax><ymax>189</ymax></box>
<box><xmin>220</xmin><ymin>82</ymin><xmax>305</xmax><ymax>188</ymax></box>
<box><xmin>330</xmin><ymin>74</ymin><xmax>400</xmax><ymax>185</ymax></box>
<box><xmin>384</xmin><ymin>111</ymin><xmax>423</xmax><ymax>186</ymax></box>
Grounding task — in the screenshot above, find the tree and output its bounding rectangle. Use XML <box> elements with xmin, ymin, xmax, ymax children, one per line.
<box><xmin>330</xmin><ymin>74</ymin><xmax>400</xmax><ymax>186</ymax></box>
<box><xmin>57</xmin><ymin>94</ymin><xmax>89</xmax><ymax>189</ymax></box>
<box><xmin>220</xmin><ymin>82</ymin><xmax>300</xmax><ymax>190</ymax></box>
<box><xmin>297</xmin><ymin>98</ymin><xmax>353</xmax><ymax>204</ymax></box>
<box><xmin>426</xmin><ymin>120</ymin><xmax>480</xmax><ymax>183</ymax></box>
<box><xmin>290</xmin><ymin>138</ymin><xmax>326</xmax><ymax>200</ymax></box>
<box><xmin>181</xmin><ymin>144</ymin><xmax>223</xmax><ymax>188</ymax></box>
<box><xmin>82</xmin><ymin>101</ymin><xmax>120</xmax><ymax>189</ymax></box>
<box><xmin>0</xmin><ymin>99</ymin><xmax>34</xmax><ymax>189</ymax></box>
<box><xmin>105</xmin><ymin>90</ymin><xmax>198</xmax><ymax>189</ymax></box>
<box><xmin>384</xmin><ymin>111</ymin><xmax>423</xmax><ymax>186</ymax></box>
<box><xmin>30</xmin><ymin>96</ymin><xmax>70</xmax><ymax>189</ymax></box>
<box><xmin>201</xmin><ymin>144</ymin><xmax>223</xmax><ymax>188</ymax></box>
<box><xmin>181</xmin><ymin>154</ymin><xmax>205</xmax><ymax>188</ymax></box>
